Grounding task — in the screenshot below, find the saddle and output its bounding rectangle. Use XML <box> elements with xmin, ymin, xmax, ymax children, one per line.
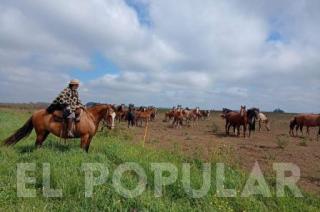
<box><xmin>52</xmin><ymin>111</ymin><xmax>64</xmax><ymax>122</ymax></box>
<box><xmin>51</xmin><ymin>109</ymin><xmax>82</xmax><ymax>138</ymax></box>
<box><xmin>52</xmin><ymin>110</ymin><xmax>82</xmax><ymax>123</ymax></box>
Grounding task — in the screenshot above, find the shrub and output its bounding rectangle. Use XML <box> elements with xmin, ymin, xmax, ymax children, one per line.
<box><xmin>275</xmin><ymin>135</ymin><xmax>289</xmax><ymax>149</ymax></box>
<box><xmin>212</xmin><ymin>122</ymin><xmax>219</xmax><ymax>133</ymax></box>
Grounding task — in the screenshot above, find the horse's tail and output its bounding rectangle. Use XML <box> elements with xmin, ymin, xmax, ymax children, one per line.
<box><xmin>3</xmin><ymin>117</ymin><xmax>34</xmax><ymax>146</ymax></box>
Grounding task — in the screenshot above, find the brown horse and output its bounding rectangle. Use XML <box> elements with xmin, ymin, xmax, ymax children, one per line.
<box><xmin>172</xmin><ymin>108</ymin><xmax>184</xmax><ymax>128</ymax></box>
<box><xmin>115</xmin><ymin>104</ymin><xmax>128</xmax><ymax>123</ymax></box>
<box><xmin>224</xmin><ymin>106</ymin><xmax>248</xmax><ymax>137</ymax></box>
<box><xmin>2</xmin><ymin>104</ymin><xmax>113</xmax><ymax>152</ymax></box>
<box><xmin>100</xmin><ymin>106</ymin><xmax>116</xmax><ymax>131</ymax></box>
<box><xmin>289</xmin><ymin>114</ymin><xmax>320</xmax><ymax>139</ymax></box>
<box><xmin>164</xmin><ymin>110</ymin><xmax>175</xmax><ymax>122</ymax></box>
<box><xmin>148</xmin><ymin>106</ymin><xmax>157</xmax><ymax>121</ymax></box>
<box><xmin>200</xmin><ymin>110</ymin><xmax>210</xmax><ymax>120</ymax></box>
<box><xmin>135</xmin><ymin>107</ymin><xmax>153</xmax><ymax>127</ymax></box>
<box><xmin>182</xmin><ymin>108</ymin><xmax>199</xmax><ymax>127</ymax></box>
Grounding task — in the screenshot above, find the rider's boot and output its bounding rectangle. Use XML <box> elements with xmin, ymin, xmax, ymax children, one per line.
<box><xmin>67</xmin><ymin>118</ymin><xmax>74</xmax><ymax>138</ymax></box>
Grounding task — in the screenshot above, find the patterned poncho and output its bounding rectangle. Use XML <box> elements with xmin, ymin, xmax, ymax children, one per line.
<box><xmin>50</xmin><ymin>87</ymin><xmax>83</xmax><ymax>112</ymax></box>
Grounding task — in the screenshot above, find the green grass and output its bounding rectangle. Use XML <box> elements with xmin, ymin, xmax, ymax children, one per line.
<box><xmin>0</xmin><ymin>108</ymin><xmax>320</xmax><ymax>211</ymax></box>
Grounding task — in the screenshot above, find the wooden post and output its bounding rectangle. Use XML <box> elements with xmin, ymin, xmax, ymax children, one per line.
<box><xmin>142</xmin><ymin>120</ymin><xmax>149</xmax><ymax>147</ymax></box>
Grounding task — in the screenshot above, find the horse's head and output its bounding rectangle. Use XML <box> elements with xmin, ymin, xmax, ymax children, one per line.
<box><xmin>104</xmin><ymin>107</ymin><xmax>116</xmax><ymax>130</ymax></box>
<box><xmin>240</xmin><ymin>105</ymin><xmax>246</xmax><ymax>117</ymax></box>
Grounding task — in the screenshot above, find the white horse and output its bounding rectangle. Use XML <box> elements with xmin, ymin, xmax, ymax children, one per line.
<box><xmin>257</xmin><ymin>112</ymin><xmax>270</xmax><ymax>131</ymax></box>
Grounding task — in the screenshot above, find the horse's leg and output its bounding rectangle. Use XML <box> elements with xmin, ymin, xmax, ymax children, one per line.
<box><xmin>300</xmin><ymin>125</ymin><xmax>304</xmax><ymax>136</ymax></box>
<box><xmin>85</xmin><ymin>137</ymin><xmax>93</xmax><ymax>152</ymax></box>
<box><xmin>227</xmin><ymin>123</ymin><xmax>231</xmax><ymax>135</ymax></box>
<box><xmin>266</xmin><ymin>120</ymin><xmax>271</xmax><ymax>131</ymax></box>
<box><xmin>295</xmin><ymin>125</ymin><xmax>299</xmax><ymax>136</ymax></box>
<box><xmin>237</xmin><ymin>125</ymin><xmax>240</xmax><ymax>137</ymax></box>
<box><xmin>258</xmin><ymin>120</ymin><xmax>261</xmax><ymax>131</ymax></box>
<box><xmin>227</xmin><ymin>123</ymin><xmax>232</xmax><ymax>136</ymax></box>
<box><xmin>35</xmin><ymin>131</ymin><xmax>49</xmax><ymax>148</ymax></box>
<box><xmin>306</xmin><ymin>126</ymin><xmax>310</xmax><ymax>136</ymax></box>
<box><xmin>80</xmin><ymin>135</ymin><xmax>91</xmax><ymax>152</ymax></box>
<box><xmin>225</xmin><ymin>120</ymin><xmax>229</xmax><ymax>135</ymax></box>
<box><xmin>244</xmin><ymin>124</ymin><xmax>247</xmax><ymax>138</ymax></box>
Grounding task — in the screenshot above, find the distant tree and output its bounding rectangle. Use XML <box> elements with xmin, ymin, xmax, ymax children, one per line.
<box><xmin>273</xmin><ymin>108</ymin><xmax>285</xmax><ymax>113</ymax></box>
<box><xmin>86</xmin><ymin>102</ymin><xmax>99</xmax><ymax>108</ymax></box>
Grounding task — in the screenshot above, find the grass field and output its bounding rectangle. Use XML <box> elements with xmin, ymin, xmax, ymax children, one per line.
<box><xmin>1</xmin><ymin>108</ymin><xmax>320</xmax><ymax>211</ymax></box>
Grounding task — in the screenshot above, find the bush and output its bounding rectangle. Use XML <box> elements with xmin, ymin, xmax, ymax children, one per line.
<box><xmin>275</xmin><ymin>135</ymin><xmax>289</xmax><ymax>149</ymax></box>
<box><xmin>212</xmin><ymin>122</ymin><xmax>219</xmax><ymax>133</ymax></box>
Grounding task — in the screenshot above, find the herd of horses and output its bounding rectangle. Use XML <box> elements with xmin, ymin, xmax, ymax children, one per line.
<box><xmin>220</xmin><ymin>106</ymin><xmax>319</xmax><ymax>139</ymax></box>
<box><xmin>113</xmin><ymin>104</ymin><xmax>157</xmax><ymax>127</ymax></box>
<box><xmin>2</xmin><ymin>103</ymin><xmax>320</xmax><ymax>152</ymax></box>
<box><xmin>163</xmin><ymin>106</ymin><xmax>210</xmax><ymax>128</ymax></box>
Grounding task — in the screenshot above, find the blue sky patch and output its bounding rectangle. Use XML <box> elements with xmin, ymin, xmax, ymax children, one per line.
<box><xmin>70</xmin><ymin>53</ymin><xmax>120</xmax><ymax>82</ymax></box>
<box><xmin>267</xmin><ymin>31</ymin><xmax>283</xmax><ymax>42</ymax></box>
<box><xmin>125</xmin><ymin>0</ymin><xmax>152</xmax><ymax>27</ymax></box>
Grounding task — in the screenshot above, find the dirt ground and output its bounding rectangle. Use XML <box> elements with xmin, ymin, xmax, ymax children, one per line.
<box><xmin>113</xmin><ymin>111</ymin><xmax>320</xmax><ymax>195</ymax></box>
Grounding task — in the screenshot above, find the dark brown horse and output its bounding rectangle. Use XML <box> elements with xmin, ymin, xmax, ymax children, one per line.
<box><xmin>115</xmin><ymin>104</ymin><xmax>128</xmax><ymax>123</ymax></box>
<box><xmin>164</xmin><ymin>110</ymin><xmax>175</xmax><ymax>122</ymax></box>
<box><xmin>2</xmin><ymin>104</ymin><xmax>114</xmax><ymax>152</ymax></box>
<box><xmin>224</xmin><ymin>106</ymin><xmax>248</xmax><ymax>137</ymax></box>
<box><xmin>289</xmin><ymin>114</ymin><xmax>320</xmax><ymax>139</ymax></box>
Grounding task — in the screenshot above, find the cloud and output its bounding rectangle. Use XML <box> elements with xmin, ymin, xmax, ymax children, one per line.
<box><xmin>0</xmin><ymin>0</ymin><xmax>319</xmax><ymax>112</ymax></box>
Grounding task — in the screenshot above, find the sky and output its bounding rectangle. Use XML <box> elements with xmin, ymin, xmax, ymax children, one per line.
<box><xmin>0</xmin><ymin>0</ymin><xmax>319</xmax><ymax>112</ymax></box>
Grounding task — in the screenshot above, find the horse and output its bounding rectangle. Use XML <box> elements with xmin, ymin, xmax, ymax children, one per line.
<box><xmin>289</xmin><ymin>114</ymin><xmax>320</xmax><ymax>138</ymax></box>
<box><xmin>221</xmin><ymin>108</ymin><xmax>237</xmax><ymax>133</ymax></box>
<box><xmin>135</xmin><ymin>107</ymin><xmax>153</xmax><ymax>127</ymax></box>
<box><xmin>2</xmin><ymin>104</ymin><xmax>114</xmax><ymax>152</ymax></box>
<box><xmin>127</xmin><ymin>106</ymin><xmax>136</xmax><ymax>128</ymax></box>
<box><xmin>181</xmin><ymin>108</ymin><xmax>197</xmax><ymax>127</ymax></box>
<box><xmin>224</xmin><ymin>106</ymin><xmax>248</xmax><ymax>137</ymax></box>
<box><xmin>289</xmin><ymin>118</ymin><xmax>298</xmax><ymax>136</ymax></box>
<box><xmin>164</xmin><ymin>108</ymin><xmax>176</xmax><ymax>122</ymax></box>
<box><xmin>172</xmin><ymin>108</ymin><xmax>184</xmax><ymax>128</ymax></box>
<box><xmin>100</xmin><ymin>107</ymin><xmax>116</xmax><ymax>131</ymax></box>
<box><xmin>247</xmin><ymin>107</ymin><xmax>260</xmax><ymax>132</ymax></box>
<box><xmin>148</xmin><ymin>106</ymin><xmax>157</xmax><ymax>121</ymax></box>
<box><xmin>115</xmin><ymin>104</ymin><xmax>128</xmax><ymax>123</ymax></box>
<box><xmin>193</xmin><ymin>107</ymin><xmax>202</xmax><ymax>120</ymax></box>
<box><xmin>257</xmin><ymin>112</ymin><xmax>270</xmax><ymax>131</ymax></box>
<box><xmin>200</xmin><ymin>110</ymin><xmax>210</xmax><ymax>120</ymax></box>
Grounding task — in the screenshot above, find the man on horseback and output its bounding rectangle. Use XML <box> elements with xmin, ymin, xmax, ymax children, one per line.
<box><xmin>47</xmin><ymin>79</ymin><xmax>84</xmax><ymax>137</ymax></box>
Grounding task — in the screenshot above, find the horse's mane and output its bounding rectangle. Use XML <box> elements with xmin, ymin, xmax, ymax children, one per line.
<box><xmin>86</xmin><ymin>104</ymin><xmax>110</xmax><ymax>113</ymax></box>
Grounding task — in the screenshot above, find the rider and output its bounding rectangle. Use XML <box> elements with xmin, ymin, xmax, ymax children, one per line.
<box><xmin>47</xmin><ymin>79</ymin><xmax>84</xmax><ymax>137</ymax></box>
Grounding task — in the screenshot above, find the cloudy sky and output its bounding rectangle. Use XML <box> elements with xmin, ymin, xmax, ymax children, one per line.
<box><xmin>0</xmin><ymin>0</ymin><xmax>319</xmax><ymax>112</ymax></box>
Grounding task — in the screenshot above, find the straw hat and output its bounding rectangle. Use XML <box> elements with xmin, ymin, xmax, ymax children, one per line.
<box><xmin>69</xmin><ymin>79</ymin><xmax>80</xmax><ymax>85</ymax></box>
